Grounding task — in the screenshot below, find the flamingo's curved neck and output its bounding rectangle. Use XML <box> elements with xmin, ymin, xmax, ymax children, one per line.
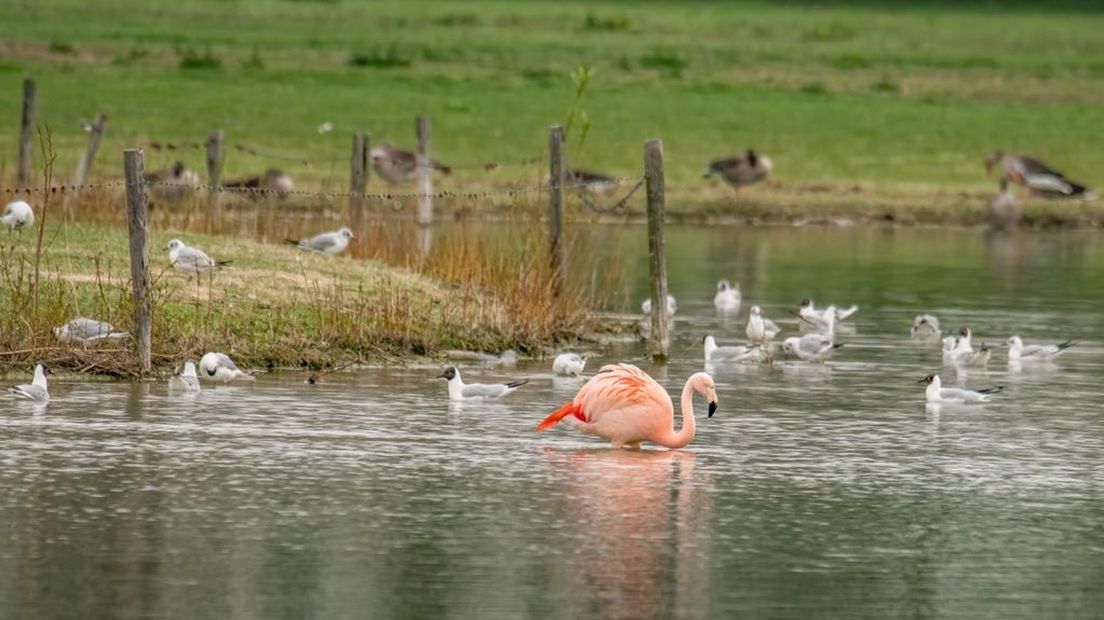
<box><xmin>655</xmin><ymin>379</ymin><xmax>696</xmax><ymax>449</ymax></box>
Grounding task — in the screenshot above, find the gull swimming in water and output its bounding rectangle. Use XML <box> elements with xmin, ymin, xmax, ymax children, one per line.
<box><xmin>53</xmin><ymin>318</ymin><xmax>129</xmax><ymax>346</ymax></box>
<box><xmin>7</xmin><ymin>363</ymin><xmax>50</xmax><ymax>403</ymax></box>
<box><xmin>713</xmin><ymin>280</ymin><xmax>741</xmax><ymax>312</ymax></box>
<box><xmin>949</xmin><ymin>327</ymin><xmax>991</xmax><ymax>367</ymax></box>
<box><xmin>782</xmin><ymin>334</ymin><xmax>842</xmax><ymax>363</ymax></box>
<box><xmin>2</xmin><ymin>200</ymin><xmax>34</xmax><ymax>232</ymax></box>
<box><xmin>198</xmin><ymin>352</ymin><xmax>254</xmax><ymax>383</ymax></box>
<box><xmin>641</xmin><ymin>294</ymin><xmax>677</xmax><ymax>316</ymax></box>
<box><xmin>286</xmin><ymin>226</ymin><xmax>354</xmax><ymax>257</ymax></box>
<box><xmin>168</xmin><ymin>360</ymin><xmax>201</xmax><ymax>392</ymax></box>
<box><xmin>746</xmin><ymin>305</ymin><xmax>781</xmax><ymax>345</ymax></box>
<box><xmin>438</xmin><ymin>366</ymin><xmax>528</xmax><ymax>401</ymax></box>
<box><xmin>911</xmin><ymin>314</ymin><xmax>940</xmax><ymax>339</ymax></box>
<box><xmin>167</xmin><ymin>239</ymin><xmax>230</xmax><ymax>276</ymax></box>
<box><xmin>552</xmin><ymin>353</ymin><xmax>586</xmax><ymax>377</ymax></box>
<box><xmin>702</xmin><ymin>335</ymin><xmax>753</xmax><ymax>363</ymax></box>
<box><xmin>798</xmin><ymin>298</ymin><xmax>857</xmax><ymax>327</ymax></box>
<box><xmin>919</xmin><ymin>373</ymin><xmax>1002</xmax><ymax>404</ymax></box>
<box><xmin>1005</xmin><ymin>336</ymin><xmax>1075</xmax><ymax>362</ymax></box>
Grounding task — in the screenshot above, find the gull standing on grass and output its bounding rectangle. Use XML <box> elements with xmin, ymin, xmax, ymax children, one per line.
<box><xmin>1005</xmin><ymin>336</ymin><xmax>1075</xmax><ymax>362</ymax></box>
<box><xmin>199</xmin><ymin>352</ymin><xmax>255</xmax><ymax>383</ymax></box>
<box><xmin>167</xmin><ymin>239</ymin><xmax>230</xmax><ymax>277</ymax></box>
<box><xmin>919</xmin><ymin>374</ymin><xmax>1002</xmax><ymax>404</ymax></box>
<box><xmin>53</xmin><ymin>318</ymin><xmax>129</xmax><ymax>346</ymax></box>
<box><xmin>702</xmin><ymin>335</ymin><xmax>753</xmax><ymax>364</ymax></box>
<box><xmin>438</xmin><ymin>366</ymin><xmax>528</xmax><ymax>401</ymax></box>
<box><xmin>713</xmin><ymin>280</ymin><xmax>741</xmax><ymax>312</ymax></box>
<box><xmin>286</xmin><ymin>227</ymin><xmax>354</xmax><ymax>257</ymax></box>
<box><xmin>746</xmin><ymin>305</ymin><xmax>781</xmax><ymax>345</ymax></box>
<box><xmin>7</xmin><ymin>363</ymin><xmax>50</xmax><ymax>403</ymax></box>
<box><xmin>2</xmin><ymin>200</ymin><xmax>34</xmax><ymax>233</ymax></box>
<box><xmin>552</xmin><ymin>353</ymin><xmax>586</xmax><ymax>377</ymax></box>
<box><xmin>782</xmin><ymin>334</ymin><xmax>843</xmax><ymax>363</ymax></box>
<box><xmin>911</xmin><ymin>314</ymin><xmax>940</xmax><ymax>339</ymax></box>
<box><xmin>169</xmin><ymin>361</ymin><xmax>201</xmax><ymax>392</ymax></box>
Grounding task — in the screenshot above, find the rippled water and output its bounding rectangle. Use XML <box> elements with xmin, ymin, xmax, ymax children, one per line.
<box><xmin>3</xmin><ymin>226</ymin><xmax>1104</xmax><ymax>619</ymax></box>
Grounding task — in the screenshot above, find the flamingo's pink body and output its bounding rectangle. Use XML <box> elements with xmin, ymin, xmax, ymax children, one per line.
<box><xmin>537</xmin><ymin>363</ymin><xmax>718</xmax><ymax>449</ymax></box>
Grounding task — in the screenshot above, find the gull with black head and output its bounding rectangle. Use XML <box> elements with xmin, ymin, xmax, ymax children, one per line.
<box><xmin>438</xmin><ymin>366</ymin><xmax>528</xmax><ymax>401</ymax></box>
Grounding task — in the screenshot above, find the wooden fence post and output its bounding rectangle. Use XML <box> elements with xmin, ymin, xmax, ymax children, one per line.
<box><xmin>548</xmin><ymin>124</ymin><xmax>566</xmax><ymax>296</ymax></box>
<box><xmin>18</xmin><ymin>78</ymin><xmax>35</xmax><ymax>186</ymax></box>
<box><xmin>206</xmin><ymin>128</ymin><xmax>223</xmax><ymax>218</ymax></box>
<box><xmin>66</xmin><ymin>113</ymin><xmax>108</xmax><ymax>208</ymax></box>
<box><xmin>416</xmin><ymin>115</ymin><xmax>432</xmax><ymax>225</ymax></box>
<box><xmin>123</xmin><ymin>148</ymin><xmax>152</xmax><ymax>373</ymax></box>
<box><xmin>644</xmin><ymin>138</ymin><xmax>669</xmax><ymax>361</ymax></box>
<box><xmin>350</xmin><ymin>131</ymin><xmax>368</xmax><ymax>241</ymax></box>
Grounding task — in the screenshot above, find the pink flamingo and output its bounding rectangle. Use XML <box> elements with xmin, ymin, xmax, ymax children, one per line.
<box><xmin>536</xmin><ymin>363</ymin><xmax>718</xmax><ymax>449</ymax></box>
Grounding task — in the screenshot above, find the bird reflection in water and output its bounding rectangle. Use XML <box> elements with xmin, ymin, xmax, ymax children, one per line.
<box><xmin>540</xmin><ymin>448</ymin><xmax>712</xmax><ymax>620</ymax></box>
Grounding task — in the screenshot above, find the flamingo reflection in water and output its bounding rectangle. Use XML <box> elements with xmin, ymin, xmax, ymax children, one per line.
<box><xmin>540</xmin><ymin>449</ymin><xmax>713</xmax><ymax>619</ymax></box>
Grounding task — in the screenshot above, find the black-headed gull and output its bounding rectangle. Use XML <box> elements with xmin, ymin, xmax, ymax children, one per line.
<box><xmin>54</xmin><ymin>318</ymin><xmax>129</xmax><ymax>346</ymax></box>
<box><xmin>713</xmin><ymin>280</ymin><xmax>741</xmax><ymax>312</ymax></box>
<box><xmin>167</xmin><ymin>239</ymin><xmax>230</xmax><ymax>276</ymax></box>
<box><xmin>911</xmin><ymin>314</ymin><xmax>940</xmax><ymax>339</ymax></box>
<box><xmin>7</xmin><ymin>363</ymin><xmax>50</xmax><ymax>403</ymax></box>
<box><xmin>1005</xmin><ymin>336</ymin><xmax>1075</xmax><ymax>362</ymax></box>
<box><xmin>438</xmin><ymin>366</ymin><xmax>528</xmax><ymax>401</ymax></box>
<box><xmin>199</xmin><ymin>352</ymin><xmax>254</xmax><ymax>383</ymax></box>
<box><xmin>798</xmin><ymin>298</ymin><xmax>857</xmax><ymax>328</ymax></box>
<box><xmin>2</xmin><ymin>200</ymin><xmax>34</xmax><ymax>232</ymax></box>
<box><xmin>703</xmin><ymin>335</ymin><xmax>753</xmax><ymax>363</ymax></box>
<box><xmin>169</xmin><ymin>360</ymin><xmax>201</xmax><ymax>392</ymax></box>
<box><xmin>746</xmin><ymin>305</ymin><xmax>780</xmax><ymax>345</ymax></box>
<box><xmin>782</xmin><ymin>334</ymin><xmax>842</xmax><ymax>363</ymax></box>
<box><xmin>286</xmin><ymin>227</ymin><xmax>353</xmax><ymax>256</ymax></box>
<box><xmin>949</xmin><ymin>327</ymin><xmax>991</xmax><ymax>367</ymax></box>
<box><xmin>920</xmin><ymin>373</ymin><xmax>1002</xmax><ymax>404</ymax></box>
<box><xmin>552</xmin><ymin>353</ymin><xmax>586</xmax><ymax>377</ymax></box>
<box><xmin>641</xmin><ymin>294</ymin><xmax>677</xmax><ymax>316</ymax></box>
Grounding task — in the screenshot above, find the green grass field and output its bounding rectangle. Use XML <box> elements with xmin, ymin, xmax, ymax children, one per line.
<box><xmin>3</xmin><ymin>0</ymin><xmax>1104</xmax><ymax>218</ymax></box>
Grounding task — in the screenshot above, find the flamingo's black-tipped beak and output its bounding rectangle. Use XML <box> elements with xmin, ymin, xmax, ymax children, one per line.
<box><xmin>708</xmin><ymin>401</ymin><xmax>718</xmax><ymax>418</ymax></box>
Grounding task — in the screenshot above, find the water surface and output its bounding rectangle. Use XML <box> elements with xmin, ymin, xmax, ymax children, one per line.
<box><xmin>3</xmin><ymin>225</ymin><xmax>1103</xmax><ymax>619</ymax></box>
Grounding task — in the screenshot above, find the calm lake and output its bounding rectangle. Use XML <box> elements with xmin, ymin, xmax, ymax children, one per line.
<box><xmin>3</xmin><ymin>225</ymin><xmax>1103</xmax><ymax>619</ymax></box>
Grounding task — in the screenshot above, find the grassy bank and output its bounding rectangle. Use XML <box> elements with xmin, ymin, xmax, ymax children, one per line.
<box><xmin>0</xmin><ymin>216</ymin><xmax>595</xmax><ymax>376</ymax></box>
<box><xmin>2</xmin><ymin>0</ymin><xmax>1103</xmax><ymax>223</ymax></box>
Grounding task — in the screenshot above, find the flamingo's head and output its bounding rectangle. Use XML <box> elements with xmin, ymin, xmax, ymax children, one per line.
<box><xmin>689</xmin><ymin>372</ymin><xmax>718</xmax><ymax>418</ymax></box>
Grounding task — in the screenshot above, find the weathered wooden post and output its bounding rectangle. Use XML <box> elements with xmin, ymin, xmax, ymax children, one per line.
<box><xmin>548</xmin><ymin>124</ymin><xmax>566</xmax><ymax>296</ymax></box>
<box><xmin>349</xmin><ymin>131</ymin><xmax>369</xmax><ymax>242</ymax></box>
<box><xmin>123</xmin><ymin>148</ymin><xmax>152</xmax><ymax>373</ymax></box>
<box><xmin>416</xmin><ymin>115</ymin><xmax>432</xmax><ymax>225</ymax></box>
<box><xmin>18</xmin><ymin>78</ymin><xmax>35</xmax><ymax>186</ymax></box>
<box><xmin>67</xmin><ymin>113</ymin><xmax>108</xmax><ymax>207</ymax></box>
<box><xmin>644</xmin><ymin>138</ymin><xmax>669</xmax><ymax>360</ymax></box>
<box><xmin>206</xmin><ymin>128</ymin><xmax>224</xmax><ymax>218</ymax></box>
